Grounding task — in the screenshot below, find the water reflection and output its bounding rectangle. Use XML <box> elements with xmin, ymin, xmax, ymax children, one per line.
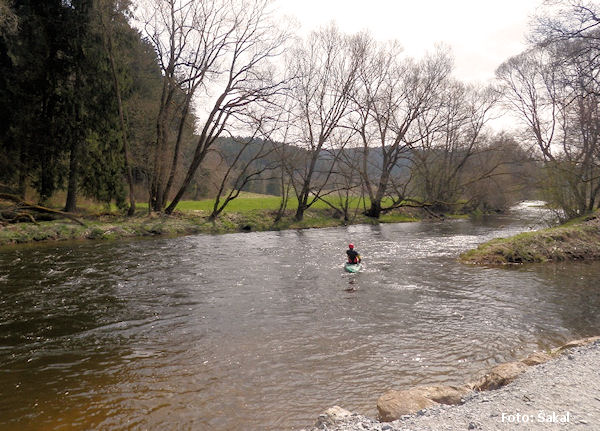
<box><xmin>345</xmin><ymin>277</ymin><xmax>359</xmax><ymax>292</ymax></box>
<box><xmin>0</xmin><ymin>203</ymin><xmax>598</xmax><ymax>430</ymax></box>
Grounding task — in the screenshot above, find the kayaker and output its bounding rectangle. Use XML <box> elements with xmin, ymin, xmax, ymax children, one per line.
<box><xmin>346</xmin><ymin>243</ymin><xmax>361</xmax><ymax>264</ymax></box>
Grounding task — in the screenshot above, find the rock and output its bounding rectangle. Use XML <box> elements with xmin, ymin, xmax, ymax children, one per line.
<box><xmin>552</xmin><ymin>336</ymin><xmax>600</xmax><ymax>354</ymax></box>
<box><xmin>315</xmin><ymin>406</ymin><xmax>353</xmax><ymax>428</ymax></box>
<box><xmin>414</xmin><ymin>385</ymin><xmax>471</xmax><ymax>405</ymax></box>
<box><xmin>376</xmin><ymin>385</ymin><xmax>469</xmax><ymax>422</ymax></box>
<box><xmin>521</xmin><ymin>351</ymin><xmax>552</xmax><ymax>366</ymax></box>
<box><xmin>473</xmin><ymin>361</ymin><xmax>529</xmax><ymax>391</ymax></box>
<box><xmin>377</xmin><ymin>389</ymin><xmax>438</xmax><ymax>422</ymax></box>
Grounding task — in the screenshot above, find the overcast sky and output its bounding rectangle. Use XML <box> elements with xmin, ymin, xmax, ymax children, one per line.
<box><xmin>275</xmin><ymin>0</ymin><xmax>546</xmax><ymax>84</ymax></box>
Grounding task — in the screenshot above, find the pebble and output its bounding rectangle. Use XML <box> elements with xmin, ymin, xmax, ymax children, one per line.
<box><xmin>304</xmin><ymin>343</ymin><xmax>600</xmax><ymax>431</ymax></box>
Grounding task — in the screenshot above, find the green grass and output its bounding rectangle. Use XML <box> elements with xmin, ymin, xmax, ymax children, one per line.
<box><xmin>75</xmin><ymin>192</ymin><xmax>420</xmax><ymax>216</ymax></box>
<box><xmin>175</xmin><ymin>195</ymin><xmax>284</xmax><ymax>212</ymax></box>
<box><xmin>171</xmin><ymin>194</ymin><xmax>375</xmax><ymax>213</ymax></box>
<box><xmin>379</xmin><ymin>213</ymin><xmax>419</xmax><ymax>223</ymax></box>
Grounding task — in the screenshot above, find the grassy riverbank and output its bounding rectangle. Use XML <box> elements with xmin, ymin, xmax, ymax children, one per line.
<box><xmin>460</xmin><ymin>211</ymin><xmax>600</xmax><ymax>264</ymax></box>
<box><xmin>0</xmin><ymin>194</ymin><xmax>421</xmax><ymax>246</ymax></box>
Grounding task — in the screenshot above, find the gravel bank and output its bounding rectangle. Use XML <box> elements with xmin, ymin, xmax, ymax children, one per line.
<box><xmin>306</xmin><ymin>341</ymin><xmax>600</xmax><ymax>430</ymax></box>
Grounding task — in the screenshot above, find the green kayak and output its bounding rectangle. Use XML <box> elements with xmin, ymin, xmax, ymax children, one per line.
<box><xmin>344</xmin><ymin>262</ymin><xmax>362</xmax><ymax>273</ymax></box>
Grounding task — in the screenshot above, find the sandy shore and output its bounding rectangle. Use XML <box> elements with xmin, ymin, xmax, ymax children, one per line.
<box><xmin>305</xmin><ymin>341</ymin><xmax>600</xmax><ymax>430</ymax></box>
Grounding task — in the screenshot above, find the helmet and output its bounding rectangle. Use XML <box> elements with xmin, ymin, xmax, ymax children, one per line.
<box><xmin>348</xmin><ymin>243</ymin><xmax>354</xmax><ymax>249</ymax></box>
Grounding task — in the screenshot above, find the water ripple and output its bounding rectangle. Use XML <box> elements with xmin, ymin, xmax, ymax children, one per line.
<box><xmin>1</xmin><ymin>203</ymin><xmax>599</xmax><ymax>430</ymax></box>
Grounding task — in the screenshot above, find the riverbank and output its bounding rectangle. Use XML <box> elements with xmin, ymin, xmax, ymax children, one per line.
<box><xmin>304</xmin><ymin>338</ymin><xmax>600</xmax><ymax>430</ymax></box>
<box><xmin>0</xmin><ymin>207</ymin><xmax>420</xmax><ymax>246</ymax></box>
<box><xmin>460</xmin><ymin>211</ymin><xmax>600</xmax><ymax>264</ymax></box>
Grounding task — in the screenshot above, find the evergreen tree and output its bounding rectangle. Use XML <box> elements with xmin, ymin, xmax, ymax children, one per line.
<box><xmin>0</xmin><ymin>0</ymin><xmax>162</xmax><ymax>210</ymax></box>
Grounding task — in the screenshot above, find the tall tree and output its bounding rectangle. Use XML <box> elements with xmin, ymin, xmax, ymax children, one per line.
<box><xmin>286</xmin><ymin>25</ymin><xmax>360</xmax><ymax>221</ymax></box>
<box><xmin>62</xmin><ymin>0</ymin><xmax>95</xmax><ymax>213</ymax></box>
<box><xmin>411</xmin><ymin>81</ymin><xmax>498</xmax><ymax>211</ymax></box>
<box><xmin>498</xmin><ymin>18</ymin><xmax>600</xmax><ymax>218</ymax></box>
<box><xmin>97</xmin><ymin>0</ymin><xmax>137</xmax><ymax>215</ymax></box>
<box><xmin>352</xmin><ymin>37</ymin><xmax>451</xmax><ymax>218</ymax></box>
<box><xmin>138</xmin><ymin>0</ymin><xmax>287</xmax><ymax>214</ymax></box>
<box><xmin>0</xmin><ymin>0</ymin><xmax>149</xmax><ymax>209</ymax></box>
<box><xmin>1</xmin><ymin>1</ymin><xmax>81</xmax><ymax>202</ymax></box>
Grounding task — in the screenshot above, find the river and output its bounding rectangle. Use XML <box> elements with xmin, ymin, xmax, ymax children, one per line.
<box><xmin>1</xmin><ymin>202</ymin><xmax>600</xmax><ymax>430</ymax></box>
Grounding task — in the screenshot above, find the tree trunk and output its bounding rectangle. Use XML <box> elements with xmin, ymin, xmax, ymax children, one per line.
<box><xmin>101</xmin><ymin>12</ymin><xmax>136</xmax><ymax>216</ymax></box>
<box><xmin>365</xmin><ymin>199</ymin><xmax>381</xmax><ymax>218</ymax></box>
<box><xmin>365</xmin><ymin>162</ymin><xmax>390</xmax><ymax>219</ymax></box>
<box><xmin>64</xmin><ymin>140</ymin><xmax>80</xmax><ymax>213</ymax></box>
<box><xmin>162</xmin><ymin>98</ymin><xmax>192</xmax><ymax>207</ymax></box>
<box><xmin>164</xmin><ymin>143</ymin><xmax>207</xmax><ymax>214</ymax></box>
<box><xmin>150</xmin><ymin>78</ymin><xmax>172</xmax><ymax>212</ymax></box>
<box><xmin>295</xmin><ymin>185</ymin><xmax>310</xmax><ymax>221</ymax></box>
<box><xmin>17</xmin><ymin>142</ymin><xmax>27</xmax><ymax>198</ymax></box>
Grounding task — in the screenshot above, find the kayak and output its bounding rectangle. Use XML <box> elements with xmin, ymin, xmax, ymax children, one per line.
<box><xmin>344</xmin><ymin>262</ymin><xmax>362</xmax><ymax>273</ymax></box>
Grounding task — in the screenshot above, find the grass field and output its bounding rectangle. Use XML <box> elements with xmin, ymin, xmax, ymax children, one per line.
<box><xmin>136</xmin><ymin>192</ymin><xmax>375</xmax><ymax>213</ymax></box>
<box><xmin>38</xmin><ymin>190</ymin><xmax>408</xmax><ymax>215</ymax></box>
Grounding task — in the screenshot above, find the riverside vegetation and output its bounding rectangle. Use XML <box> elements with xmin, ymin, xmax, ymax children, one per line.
<box><xmin>460</xmin><ymin>210</ymin><xmax>600</xmax><ymax>264</ymax></box>
<box><xmin>0</xmin><ymin>193</ymin><xmax>421</xmax><ymax>246</ymax></box>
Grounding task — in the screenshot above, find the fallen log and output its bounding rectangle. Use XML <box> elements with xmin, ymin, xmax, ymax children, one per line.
<box><xmin>0</xmin><ymin>193</ymin><xmax>87</xmax><ymax>226</ymax></box>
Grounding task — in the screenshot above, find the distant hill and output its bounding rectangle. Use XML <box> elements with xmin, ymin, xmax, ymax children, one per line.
<box><xmin>208</xmin><ymin>137</ymin><xmax>412</xmax><ymax>197</ymax></box>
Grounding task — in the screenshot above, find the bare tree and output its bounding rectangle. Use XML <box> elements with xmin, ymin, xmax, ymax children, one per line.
<box><xmin>138</xmin><ymin>0</ymin><xmax>287</xmax><ymax>213</ymax></box>
<box><xmin>497</xmin><ymin>48</ymin><xmax>561</xmax><ymax>162</ymax></box>
<box><xmin>285</xmin><ymin>25</ymin><xmax>360</xmax><ymax>221</ymax></box>
<box><xmin>352</xmin><ymin>36</ymin><xmax>452</xmax><ymax>218</ymax></box>
<box><xmin>411</xmin><ymin>81</ymin><xmax>498</xmax><ymax>211</ymax></box>
<box><xmin>267</xmin><ymin>109</ymin><xmax>295</xmax><ymax>223</ymax></box>
<box><xmin>497</xmin><ymin>32</ymin><xmax>600</xmax><ymax>218</ymax></box>
<box><xmin>207</xmin><ymin>120</ymin><xmax>279</xmax><ymax>221</ymax></box>
<box><xmin>315</xmin><ymin>141</ymin><xmax>365</xmax><ymax>223</ymax></box>
<box><xmin>460</xmin><ymin>133</ymin><xmax>539</xmax><ymax>212</ymax></box>
<box><xmin>534</xmin><ymin>1</ymin><xmax>600</xmax><ymax>45</ymax></box>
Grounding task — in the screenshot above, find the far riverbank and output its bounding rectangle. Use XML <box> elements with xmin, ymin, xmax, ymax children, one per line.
<box><xmin>0</xmin><ymin>206</ymin><xmax>423</xmax><ymax>247</ymax></box>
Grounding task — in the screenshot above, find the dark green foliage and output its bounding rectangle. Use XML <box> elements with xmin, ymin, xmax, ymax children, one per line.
<box><xmin>0</xmin><ymin>0</ymin><xmax>162</xmax><ymax>209</ymax></box>
<box><xmin>1</xmin><ymin>1</ymin><xmax>74</xmax><ymax>198</ymax></box>
<box><xmin>1</xmin><ymin>0</ymin><xmax>98</xmax><ymax>201</ymax></box>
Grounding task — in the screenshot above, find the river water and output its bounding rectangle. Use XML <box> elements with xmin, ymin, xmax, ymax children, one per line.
<box><xmin>1</xmin><ymin>202</ymin><xmax>600</xmax><ymax>430</ymax></box>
